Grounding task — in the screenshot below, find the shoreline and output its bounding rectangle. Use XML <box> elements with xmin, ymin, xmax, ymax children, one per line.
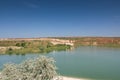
<box><xmin>59</xmin><ymin>76</ymin><xmax>91</xmax><ymax>80</ymax></box>
<box><xmin>0</xmin><ymin>73</ymin><xmax>91</xmax><ymax>80</ymax></box>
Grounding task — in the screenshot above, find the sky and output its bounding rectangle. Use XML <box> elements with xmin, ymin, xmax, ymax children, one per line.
<box><xmin>0</xmin><ymin>0</ymin><xmax>120</xmax><ymax>38</ymax></box>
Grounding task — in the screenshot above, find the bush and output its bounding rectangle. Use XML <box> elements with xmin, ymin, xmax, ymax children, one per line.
<box><xmin>0</xmin><ymin>56</ymin><xmax>59</xmax><ymax>80</ymax></box>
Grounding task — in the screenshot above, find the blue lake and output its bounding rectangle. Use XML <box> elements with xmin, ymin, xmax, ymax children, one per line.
<box><xmin>0</xmin><ymin>47</ymin><xmax>120</xmax><ymax>80</ymax></box>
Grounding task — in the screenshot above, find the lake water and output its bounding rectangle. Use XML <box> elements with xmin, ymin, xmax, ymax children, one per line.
<box><xmin>0</xmin><ymin>47</ymin><xmax>120</xmax><ymax>80</ymax></box>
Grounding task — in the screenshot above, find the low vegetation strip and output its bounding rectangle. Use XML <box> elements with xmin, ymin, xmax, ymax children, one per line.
<box><xmin>0</xmin><ymin>39</ymin><xmax>71</xmax><ymax>54</ymax></box>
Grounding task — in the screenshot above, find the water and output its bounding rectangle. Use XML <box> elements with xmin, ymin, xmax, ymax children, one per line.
<box><xmin>0</xmin><ymin>47</ymin><xmax>120</xmax><ymax>80</ymax></box>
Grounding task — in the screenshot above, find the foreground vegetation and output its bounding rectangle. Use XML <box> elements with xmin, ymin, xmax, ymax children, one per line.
<box><xmin>0</xmin><ymin>40</ymin><xmax>71</xmax><ymax>54</ymax></box>
<box><xmin>0</xmin><ymin>56</ymin><xmax>59</xmax><ymax>80</ymax></box>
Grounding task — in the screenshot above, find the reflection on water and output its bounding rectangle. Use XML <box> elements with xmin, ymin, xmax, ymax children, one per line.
<box><xmin>0</xmin><ymin>46</ymin><xmax>120</xmax><ymax>80</ymax></box>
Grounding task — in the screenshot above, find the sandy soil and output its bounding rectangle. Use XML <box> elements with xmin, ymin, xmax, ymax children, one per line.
<box><xmin>60</xmin><ymin>76</ymin><xmax>90</xmax><ymax>80</ymax></box>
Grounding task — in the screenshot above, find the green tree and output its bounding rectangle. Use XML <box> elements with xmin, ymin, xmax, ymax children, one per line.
<box><xmin>6</xmin><ymin>48</ymin><xmax>13</xmax><ymax>55</ymax></box>
<box><xmin>21</xmin><ymin>42</ymin><xmax>26</xmax><ymax>47</ymax></box>
<box><xmin>16</xmin><ymin>43</ymin><xmax>21</xmax><ymax>47</ymax></box>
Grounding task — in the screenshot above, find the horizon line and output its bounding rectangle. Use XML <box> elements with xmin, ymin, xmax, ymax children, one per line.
<box><xmin>0</xmin><ymin>36</ymin><xmax>120</xmax><ymax>39</ymax></box>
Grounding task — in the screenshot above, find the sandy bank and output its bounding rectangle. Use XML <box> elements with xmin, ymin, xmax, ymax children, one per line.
<box><xmin>63</xmin><ymin>77</ymin><xmax>89</xmax><ymax>80</ymax></box>
<box><xmin>0</xmin><ymin>73</ymin><xmax>90</xmax><ymax>80</ymax></box>
<box><xmin>58</xmin><ymin>76</ymin><xmax>91</xmax><ymax>80</ymax></box>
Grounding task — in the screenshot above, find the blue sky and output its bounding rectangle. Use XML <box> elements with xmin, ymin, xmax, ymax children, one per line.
<box><xmin>0</xmin><ymin>0</ymin><xmax>120</xmax><ymax>38</ymax></box>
